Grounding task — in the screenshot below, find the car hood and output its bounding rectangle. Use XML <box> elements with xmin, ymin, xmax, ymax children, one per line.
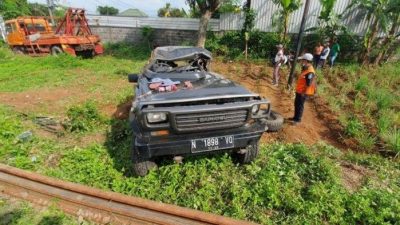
<box><xmin>140</xmin><ymin>75</ymin><xmax>258</xmax><ymax>104</ymax></box>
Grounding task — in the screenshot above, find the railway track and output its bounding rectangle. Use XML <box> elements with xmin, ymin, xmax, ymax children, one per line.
<box><xmin>0</xmin><ymin>164</ymin><xmax>255</xmax><ymax>225</ymax></box>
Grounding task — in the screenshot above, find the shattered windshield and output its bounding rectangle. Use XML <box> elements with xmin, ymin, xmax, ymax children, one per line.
<box><xmin>150</xmin><ymin>57</ymin><xmax>210</xmax><ymax>73</ymax></box>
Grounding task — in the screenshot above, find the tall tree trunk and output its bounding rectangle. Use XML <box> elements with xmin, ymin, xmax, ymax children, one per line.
<box><xmin>197</xmin><ymin>10</ymin><xmax>212</xmax><ymax>48</ymax></box>
<box><xmin>362</xmin><ymin>18</ymin><xmax>379</xmax><ymax>65</ymax></box>
<box><xmin>374</xmin><ymin>16</ymin><xmax>399</xmax><ymax>65</ymax></box>
<box><xmin>283</xmin><ymin>13</ymin><xmax>289</xmax><ymax>42</ymax></box>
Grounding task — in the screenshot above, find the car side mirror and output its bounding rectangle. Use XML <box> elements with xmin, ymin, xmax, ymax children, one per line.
<box><xmin>128</xmin><ymin>74</ymin><xmax>139</xmax><ymax>83</ymax></box>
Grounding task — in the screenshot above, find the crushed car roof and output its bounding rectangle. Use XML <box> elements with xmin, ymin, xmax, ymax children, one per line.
<box><xmin>152</xmin><ymin>46</ymin><xmax>212</xmax><ymax>61</ymax></box>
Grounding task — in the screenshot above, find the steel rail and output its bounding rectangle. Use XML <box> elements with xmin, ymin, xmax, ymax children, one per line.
<box><xmin>0</xmin><ymin>164</ymin><xmax>256</xmax><ymax>225</ymax></box>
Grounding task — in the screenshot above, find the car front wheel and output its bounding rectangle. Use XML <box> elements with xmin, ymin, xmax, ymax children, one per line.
<box><xmin>234</xmin><ymin>141</ymin><xmax>259</xmax><ymax>164</ymax></box>
<box><xmin>131</xmin><ymin>140</ymin><xmax>157</xmax><ymax>176</ymax></box>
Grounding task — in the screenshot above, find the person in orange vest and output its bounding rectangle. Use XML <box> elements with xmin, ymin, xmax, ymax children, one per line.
<box><xmin>289</xmin><ymin>53</ymin><xmax>317</xmax><ymax>124</ymax></box>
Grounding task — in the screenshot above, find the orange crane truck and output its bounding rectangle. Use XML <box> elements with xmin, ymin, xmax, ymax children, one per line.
<box><xmin>4</xmin><ymin>8</ymin><xmax>103</xmax><ymax>57</ymax></box>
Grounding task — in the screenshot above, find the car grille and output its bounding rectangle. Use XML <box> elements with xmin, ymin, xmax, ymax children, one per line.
<box><xmin>174</xmin><ymin>109</ymin><xmax>248</xmax><ymax>132</ymax></box>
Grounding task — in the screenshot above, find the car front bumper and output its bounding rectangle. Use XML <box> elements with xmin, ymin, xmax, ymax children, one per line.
<box><xmin>133</xmin><ymin>120</ymin><xmax>267</xmax><ymax>159</ymax></box>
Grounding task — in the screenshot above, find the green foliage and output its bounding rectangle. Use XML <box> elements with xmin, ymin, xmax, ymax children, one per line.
<box><xmin>0</xmin><ymin>0</ymin><xmax>30</xmax><ymax>20</ymax></box>
<box><xmin>0</xmin><ymin>199</ymin><xmax>93</xmax><ymax>225</ymax></box>
<box><xmin>104</xmin><ymin>42</ymin><xmax>151</xmax><ymax>60</ymax></box>
<box><xmin>186</xmin><ymin>0</ymin><xmax>241</xmax><ymax>18</ymax></box>
<box><xmin>271</xmin><ymin>0</ymin><xmax>302</xmax><ymax>41</ymax></box>
<box><xmin>0</xmin><ymin>44</ymin><xmax>399</xmax><ymax>224</ymax></box>
<box><xmin>141</xmin><ymin>26</ymin><xmax>155</xmax><ymax>49</ymax></box>
<box><xmin>97</xmin><ymin>5</ymin><xmax>119</xmax><ymax>15</ymax></box>
<box><xmin>344</xmin><ymin>116</ymin><xmax>365</xmax><ymax>137</ymax></box>
<box><xmin>302</xmin><ymin>33</ymin><xmax>363</xmax><ymax>62</ymax></box>
<box><xmin>65</xmin><ymin>101</ymin><xmax>105</xmax><ymax>133</ymax></box>
<box><xmin>241</xmin><ymin>6</ymin><xmax>256</xmax><ymax>33</ymax></box>
<box><xmin>355</xmin><ymin>75</ymin><xmax>369</xmax><ymax>91</ymax></box>
<box><xmin>206</xmin><ymin>31</ymin><xmax>283</xmax><ymax>59</ymax></box>
<box><xmin>43</xmin><ymin>140</ymin><xmax>400</xmax><ymax>224</ymax></box>
<box><xmin>157</xmin><ymin>3</ymin><xmax>187</xmax><ymax>17</ymax></box>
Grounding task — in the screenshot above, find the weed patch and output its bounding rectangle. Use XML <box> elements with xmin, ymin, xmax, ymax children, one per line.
<box><xmin>64</xmin><ymin>101</ymin><xmax>105</xmax><ymax>133</ymax></box>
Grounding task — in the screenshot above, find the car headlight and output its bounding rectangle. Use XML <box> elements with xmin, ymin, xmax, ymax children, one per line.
<box><xmin>252</xmin><ymin>105</ymin><xmax>260</xmax><ymax>114</ymax></box>
<box><xmin>147</xmin><ymin>112</ymin><xmax>167</xmax><ymax>123</ymax></box>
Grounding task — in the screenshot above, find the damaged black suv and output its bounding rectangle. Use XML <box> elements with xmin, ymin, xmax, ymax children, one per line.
<box><xmin>128</xmin><ymin>46</ymin><xmax>283</xmax><ymax>176</ymax></box>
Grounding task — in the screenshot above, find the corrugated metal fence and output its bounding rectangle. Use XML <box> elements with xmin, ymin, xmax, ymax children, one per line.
<box><xmin>87</xmin><ymin>0</ymin><xmax>388</xmax><ymax>36</ymax></box>
<box><xmin>87</xmin><ymin>15</ymin><xmax>220</xmax><ymax>31</ymax></box>
<box><xmin>221</xmin><ymin>0</ymin><xmax>371</xmax><ymax>36</ymax></box>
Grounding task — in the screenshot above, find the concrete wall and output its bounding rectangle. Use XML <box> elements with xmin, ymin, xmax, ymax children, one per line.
<box><xmin>91</xmin><ymin>26</ymin><xmax>197</xmax><ymax>46</ymax></box>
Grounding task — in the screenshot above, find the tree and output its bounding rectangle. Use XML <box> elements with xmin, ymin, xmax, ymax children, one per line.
<box><xmin>0</xmin><ymin>0</ymin><xmax>30</xmax><ymax>20</ymax></box>
<box><xmin>158</xmin><ymin>3</ymin><xmax>187</xmax><ymax>17</ymax></box>
<box><xmin>187</xmin><ymin>0</ymin><xmax>240</xmax><ymax>18</ymax></box>
<box><xmin>306</xmin><ymin>0</ymin><xmax>346</xmax><ymax>41</ymax></box>
<box><xmin>272</xmin><ymin>0</ymin><xmax>302</xmax><ymax>42</ymax></box>
<box><xmin>97</xmin><ymin>6</ymin><xmax>119</xmax><ymax>16</ymax></box>
<box><xmin>348</xmin><ymin>0</ymin><xmax>391</xmax><ymax>65</ymax></box>
<box><xmin>28</xmin><ymin>3</ymin><xmax>48</xmax><ymax>16</ymax></box>
<box><xmin>186</xmin><ymin>0</ymin><xmax>224</xmax><ymax>47</ymax></box>
<box><xmin>373</xmin><ymin>0</ymin><xmax>400</xmax><ymax>64</ymax></box>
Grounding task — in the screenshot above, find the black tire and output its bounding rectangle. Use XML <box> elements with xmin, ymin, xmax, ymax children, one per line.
<box><xmin>51</xmin><ymin>46</ymin><xmax>63</xmax><ymax>55</ymax></box>
<box><xmin>131</xmin><ymin>140</ymin><xmax>157</xmax><ymax>176</ymax></box>
<box><xmin>12</xmin><ymin>47</ymin><xmax>24</xmax><ymax>55</ymax></box>
<box><xmin>263</xmin><ymin>110</ymin><xmax>284</xmax><ymax>132</ymax></box>
<box><xmin>234</xmin><ymin>141</ymin><xmax>259</xmax><ymax>164</ymax></box>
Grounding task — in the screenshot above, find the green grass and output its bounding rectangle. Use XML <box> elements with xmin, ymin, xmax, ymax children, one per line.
<box><xmin>1</xmin><ymin>105</ymin><xmax>400</xmax><ymax>224</ymax></box>
<box><xmin>320</xmin><ymin>63</ymin><xmax>400</xmax><ymax>154</ymax></box>
<box><xmin>0</xmin><ymin>45</ymin><xmax>400</xmax><ymax>224</ymax></box>
<box><xmin>0</xmin><ymin>43</ymin><xmax>149</xmax><ymax>93</ymax></box>
<box><xmin>0</xmin><ymin>197</ymin><xmax>93</xmax><ymax>225</ymax></box>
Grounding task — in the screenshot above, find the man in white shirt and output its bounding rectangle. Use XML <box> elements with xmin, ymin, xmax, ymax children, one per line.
<box><xmin>272</xmin><ymin>44</ymin><xmax>285</xmax><ymax>86</ymax></box>
<box><xmin>318</xmin><ymin>42</ymin><xmax>330</xmax><ymax>69</ymax></box>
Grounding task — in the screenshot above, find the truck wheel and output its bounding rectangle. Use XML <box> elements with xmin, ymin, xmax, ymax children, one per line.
<box><xmin>51</xmin><ymin>46</ymin><xmax>63</xmax><ymax>55</ymax></box>
<box><xmin>131</xmin><ymin>142</ymin><xmax>157</xmax><ymax>176</ymax></box>
<box><xmin>234</xmin><ymin>142</ymin><xmax>259</xmax><ymax>164</ymax></box>
<box><xmin>12</xmin><ymin>47</ymin><xmax>24</xmax><ymax>55</ymax></box>
<box><xmin>262</xmin><ymin>110</ymin><xmax>284</xmax><ymax>132</ymax></box>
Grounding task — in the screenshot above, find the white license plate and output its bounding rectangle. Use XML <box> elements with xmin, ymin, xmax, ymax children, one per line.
<box><xmin>191</xmin><ymin>136</ymin><xmax>234</xmax><ymax>152</ymax></box>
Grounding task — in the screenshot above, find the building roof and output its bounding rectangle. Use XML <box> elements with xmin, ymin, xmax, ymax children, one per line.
<box><xmin>118</xmin><ymin>8</ymin><xmax>148</xmax><ymax>17</ymax></box>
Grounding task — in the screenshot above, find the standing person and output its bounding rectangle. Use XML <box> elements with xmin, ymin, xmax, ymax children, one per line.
<box><xmin>313</xmin><ymin>42</ymin><xmax>323</xmax><ymax>67</ymax></box>
<box><xmin>318</xmin><ymin>42</ymin><xmax>330</xmax><ymax>69</ymax></box>
<box><xmin>329</xmin><ymin>39</ymin><xmax>340</xmax><ymax>67</ymax></box>
<box><xmin>290</xmin><ymin>53</ymin><xmax>317</xmax><ymax>124</ymax></box>
<box><xmin>272</xmin><ymin>44</ymin><xmax>285</xmax><ymax>86</ymax></box>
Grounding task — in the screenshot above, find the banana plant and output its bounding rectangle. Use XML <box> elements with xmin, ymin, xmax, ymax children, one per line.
<box><xmin>348</xmin><ymin>0</ymin><xmax>391</xmax><ymax>64</ymax></box>
<box><xmin>272</xmin><ymin>0</ymin><xmax>302</xmax><ymax>43</ymax></box>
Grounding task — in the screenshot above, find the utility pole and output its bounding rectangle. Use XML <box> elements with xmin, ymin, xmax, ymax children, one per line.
<box><xmin>287</xmin><ymin>0</ymin><xmax>311</xmax><ymax>88</ymax></box>
<box><xmin>47</xmin><ymin>0</ymin><xmax>56</xmax><ymax>26</ymax></box>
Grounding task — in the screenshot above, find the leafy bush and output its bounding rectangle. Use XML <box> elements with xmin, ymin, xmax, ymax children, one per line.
<box><xmin>206</xmin><ymin>31</ymin><xmax>284</xmax><ymax>60</ymax></box>
<box><xmin>64</xmin><ymin>101</ymin><xmax>105</xmax><ymax>133</ymax></box>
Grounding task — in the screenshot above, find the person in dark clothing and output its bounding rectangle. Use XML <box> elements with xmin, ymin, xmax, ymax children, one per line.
<box><xmin>289</xmin><ymin>53</ymin><xmax>317</xmax><ymax>124</ymax></box>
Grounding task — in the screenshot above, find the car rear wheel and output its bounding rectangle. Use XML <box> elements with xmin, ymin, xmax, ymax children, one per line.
<box><xmin>234</xmin><ymin>141</ymin><xmax>259</xmax><ymax>164</ymax></box>
<box><xmin>131</xmin><ymin>141</ymin><xmax>157</xmax><ymax>176</ymax></box>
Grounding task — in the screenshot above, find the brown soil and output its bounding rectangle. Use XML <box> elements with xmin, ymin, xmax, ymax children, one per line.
<box><xmin>213</xmin><ymin>60</ymin><xmax>347</xmax><ymax>149</ymax></box>
<box><xmin>340</xmin><ymin>162</ymin><xmax>371</xmax><ymax>192</ymax></box>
